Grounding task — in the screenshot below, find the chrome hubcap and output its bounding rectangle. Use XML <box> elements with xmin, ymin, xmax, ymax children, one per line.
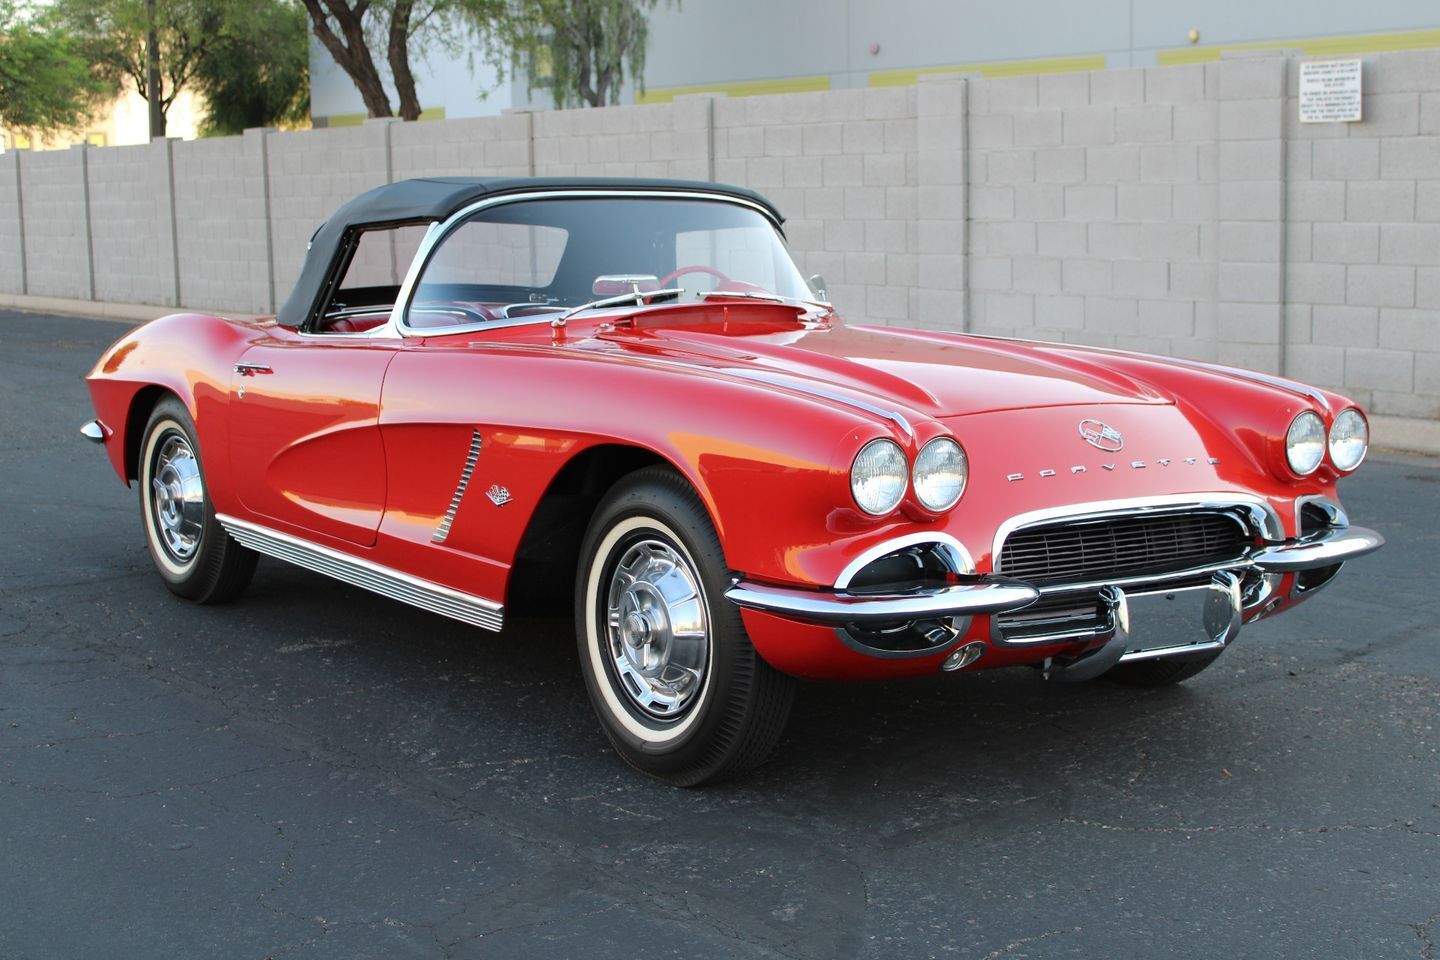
<box><xmin>605</xmin><ymin>538</ymin><xmax>709</xmax><ymax>719</ymax></box>
<box><xmin>150</xmin><ymin>434</ymin><xmax>205</xmax><ymax>562</ymax></box>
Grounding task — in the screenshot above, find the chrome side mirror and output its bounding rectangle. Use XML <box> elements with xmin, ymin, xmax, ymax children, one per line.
<box><xmin>808</xmin><ymin>274</ymin><xmax>828</xmax><ymax>300</ymax></box>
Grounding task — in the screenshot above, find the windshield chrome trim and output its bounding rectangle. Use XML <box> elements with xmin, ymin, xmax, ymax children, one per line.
<box><xmin>381</xmin><ymin>189</ymin><xmax>787</xmax><ymax>341</ymax></box>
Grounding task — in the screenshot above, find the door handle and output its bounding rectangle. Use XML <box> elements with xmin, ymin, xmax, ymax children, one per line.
<box><xmin>234</xmin><ymin>362</ymin><xmax>273</xmax><ymax>376</ymax></box>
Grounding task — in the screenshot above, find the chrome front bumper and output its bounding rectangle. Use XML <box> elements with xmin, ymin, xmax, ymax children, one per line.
<box><xmin>725</xmin><ymin>523</ymin><xmax>1384</xmax><ymax>646</ymax></box>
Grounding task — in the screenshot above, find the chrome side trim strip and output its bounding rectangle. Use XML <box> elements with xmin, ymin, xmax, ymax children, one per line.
<box><xmin>217</xmin><ymin>514</ymin><xmax>504</xmax><ymax>632</ymax></box>
<box><xmin>432</xmin><ymin>429</ymin><xmax>482</xmax><ymax>544</ymax></box>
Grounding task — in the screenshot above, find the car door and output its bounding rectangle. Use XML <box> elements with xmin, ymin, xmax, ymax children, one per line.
<box><xmin>227</xmin><ymin>329</ymin><xmax>395</xmax><ymax>547</ymax></box>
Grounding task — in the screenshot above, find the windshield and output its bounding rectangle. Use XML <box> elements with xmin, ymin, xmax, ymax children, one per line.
<box><xmin>404</xmin><ymin>196</ymin><xmax>815</xmax><ymax>329</ymax></box>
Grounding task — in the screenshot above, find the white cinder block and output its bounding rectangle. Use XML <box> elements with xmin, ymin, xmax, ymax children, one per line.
<box><xmin>1036</xmin><ymin>147</ymin><xmax>1086</xmax><ymax>184</ymax></box>
<box><xmin>1063</xmin><ymin>106</ymin><xmax>1116</xmax><ymax>146</ymax></box>
<box><xmin>1287</xmin><ymin>263</ymin><xmax>1348</xmax><ymax>305</ymax></box>
<box><xmin>1380</xmin><ymin>137</ymin><xmax>1440</xmax><ymax>180</ymax></box>
<box><xmin>1379</xmin><ymin>223</ymin><xmax>1440</xmax><ymax>265</ymax></box>
<box><xmin>1118</xmin><ymin>183</ymin><xmax>1172</xmax><ymax>221</ymax></box>
<box><xmin>1219</xmin><ymin>221</ymin><xmax>1282</xmax><ymax>262</ymax></box>
<box><xmin>1287</xmin><ymin>180</ymin><xmax>1346</xmax><ymax>222</ymax></box>
<box><xmin>1065</xmin><ymin>184</ymin><xmax>1116</xmax><ymax>220</ymax></box>
<box><xmin>1312</xmin><ymin>305</ymin><xmax>1379</xmax><ymax>346</ymax></box>
<box><xmin>1347</xmin><ymin>264</ymin><xmax>1417</xmax><ymax>307</ymax></box>
<box><xmin>1312</xmin><ymin>139</ymin><xmax>1381</xmax><ymax>181</ymax></box>
<box><xmin>1144</xmin><ymin>64</ymin><xmax>1206</xmax><ymax>105</ymax></box>
<box><xmin>1013</xmin><ymin>111</ymin><xmax>1063</xmax><ymax>147</ymax></box>
<box><xmin>1140</xmin><ymin>143</ymin><xmax>1198</xmax><ymax>183</ymax></box>
<box><xmin>1218</xmin><ymin>99</ymin><xmax>1282</xmax><ymax>141</ymax></box>
<box><xmin>1116</xmin><ymin>105</ymin><xmax>1173</xmax><ymax>142</ymax></box>
<box><xmin>1312</xmin><ymin>223</ymin><xmax>1380</xmax><ymax>264</ymax></box>
<box><xmin>1376</xmin><ymin>308</ymin><xmax>1436</xmax><ymax>352</ymax></box>
<box><xmin>1346</xmin><ymin>181</ymin><xmax>1417</xmax><ymax>223</ymax></box>
<box><xmin>1219</xmin><ymin>262</ymin><xmax>1282</xmax><ymax>303</ymax></box>
<box><xmin>1086</xmin><ymin>145</ymin><xmax>1141</xmax><ymax>182</ymax></box>
<box><xmin>1345</xmin><ymin>347</ymin><xmax>1415</xmax><ymax>391</ymax></box>
<box><xmin>1038</xmin><ymin>73</ymin><xmax>1090</xmax><ymax>109</ymax></box>
<box><xmin>1090</xmin><ymin>68</ymin><xmax>1144</xmax><ymax>106</ymax></box>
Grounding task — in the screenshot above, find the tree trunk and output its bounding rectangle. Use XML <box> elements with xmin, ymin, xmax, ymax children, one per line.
<box><xmin>387</xmin><ymin>0</ymin><xmax>422</xmax><ymax>121</ymax></box>
<box><xmin>300</xmin><ymin>0</ymin><xmax>394</xmax><ymax>118</ymax></box>
<box><xmin>146</xmin><ymin>0</ymin><xmax>164</xmax><ymax>139</ymax></box>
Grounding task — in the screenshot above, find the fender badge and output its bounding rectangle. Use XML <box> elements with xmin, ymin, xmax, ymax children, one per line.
<box><xmin>486</xmin><ymin>484</ymin><xmax>512</xmax><ymax>506</ymax></box>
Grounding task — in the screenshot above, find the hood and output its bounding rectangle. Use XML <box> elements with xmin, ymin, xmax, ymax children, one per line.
<box><xmin>592</xmin><ymin>309</ymin><xmax>1171</xmax><ymax>419</ymax></box>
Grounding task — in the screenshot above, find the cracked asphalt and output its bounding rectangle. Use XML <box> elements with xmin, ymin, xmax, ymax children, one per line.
<box><xmin>1</xmin><ymin>309</ymin><xmax>1438</xmax><ymax>959</ymax></box>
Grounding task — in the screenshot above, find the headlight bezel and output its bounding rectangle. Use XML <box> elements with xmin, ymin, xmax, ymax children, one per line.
<box><xmin>1327</xmin><ymin>407</ymin><xmax>1369</xmax><ymax>472</ymax></box>
<box><xmin>911</xmin><ymin>437</ymin><xmax>968</xmax><ymax>512</ymax></box>
<box><xmin>850</xmin><ymin>438</ymin><xmax>909</xmax><ymax>516</ymax></box>
<box><xmin>1284</xmin><ymin>410</ymin><xmax>1327</xmax><ymax>477</ymax></box>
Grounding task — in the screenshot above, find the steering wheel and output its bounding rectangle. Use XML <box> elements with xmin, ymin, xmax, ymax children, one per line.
<box><xmin>659</xmin><ymin>264</ymin><xmax>732</xmax><ymax>288</ymax></box>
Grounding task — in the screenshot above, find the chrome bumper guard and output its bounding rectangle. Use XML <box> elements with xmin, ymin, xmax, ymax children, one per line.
<box><xmin>726</xmin><ymin>524</ymin><xmax>1383</xmax><ymax>664</ymax></box>
<box><xmin>1248</xmin><ymin>525</ymin><xmax>1384</xmax><ymax>572</ymax></box>
<box><xmin>724</xmin><ymin>577</ymin><xmax>1040</xmax><ymax>624</ymax></box>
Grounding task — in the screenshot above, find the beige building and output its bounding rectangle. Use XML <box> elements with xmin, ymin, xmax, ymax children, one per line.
<box><xmin>1</xmin><ymin>88</ymin><xmax>202</xmax><ymax>153</ymax></box>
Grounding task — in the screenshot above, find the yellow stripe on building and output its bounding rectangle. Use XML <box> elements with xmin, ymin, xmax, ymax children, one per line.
<box><xmin>636</xmin><ymin>75</ymin><xmax>833</xmax><ymax>104</ymax></box>
<box><xmin>1159</xmin><ymin>27</ymin><xmax>1440</xmax><ymax>65</ymax></box>
<box><xmin>869</xmin><ymin>54</ymin><xmax>1107</xmax><ymax>88</ymax></box>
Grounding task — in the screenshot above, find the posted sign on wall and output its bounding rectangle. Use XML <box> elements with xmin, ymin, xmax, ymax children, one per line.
<box><xmin>1298</xmin><ymin>59</ymin><xmax>1363</xmax><ymax>123</ymax></box>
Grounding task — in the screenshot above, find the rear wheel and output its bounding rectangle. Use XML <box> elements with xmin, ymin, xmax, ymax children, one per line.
<box><xmin>1103</xmin><ymin>650</ymin><xmax>1223</xmax><ymax>687</ymax></box>
<box><xmin>576</xmin><ymin>467</ymin><xmax>794</xmax><ymax>786</ymax></box>
<box><xmin>138</xmin><ymin>397</ymin><xmax>256</xmax><ymax>603</ymax></box>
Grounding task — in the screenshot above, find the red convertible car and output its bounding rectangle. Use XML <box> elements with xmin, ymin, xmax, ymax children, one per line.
<box><xmin>82</xmin><ymin>177</ymin><xmax>1383</xmax><ymax>784</ymax></box>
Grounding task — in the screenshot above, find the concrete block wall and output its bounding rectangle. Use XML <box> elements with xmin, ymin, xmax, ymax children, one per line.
<box><xmin>88</xmin><ymin>141</ymin><xmax>178</xmax><ymax>308</ymax></box>
<box><xmin>0</xmin><ymin>152</ymin><xmax>22</xmax><ymax>294</ymax></box>
<box><xmin>18</xmin><ymin>147</ymin><xmax>91</xmax><ymax>300</ymax></box>
<box><xmin>965</xmin><ymin>64</ymin><xmax>1221</xmax><ymax>360</ymax></box>
<box><xmin>3</xmin><ymin>48</ymin><xmax>1439</xmax><ymax>421</ymax></box>
<box><xmin>1283</xmin><ymin>49</ymin><xmax>1440</xmax><ymax>419</ymax></box>
<box><xmin>713</xmin><ymin>86</ymin><xmax>920</xmax><ymax>324</ymax></box>
<box><xmin>172</xmin><ymin>129</ymin><xmax>273</xmax><ymax>314</ymax></box>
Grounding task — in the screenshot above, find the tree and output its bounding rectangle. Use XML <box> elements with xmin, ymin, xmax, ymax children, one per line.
<box><xmin>0</xmin><ymin>1</ymin><xmax>110</xmax><ymax>133</ymax></box>
<box><xmin>192</xmin><ymin>0</ymin><xmax>309</xmax><ymax>135</ymax></box>
<box><xmin>299</xmin><ymin>0</ymin><xmax>507</xmax><ymax>121</ymax></box>
<box><xmin>50</xmin><ymin>0</ymin><xmax>228</xmax><ymax>138</ymax></box>
<box><xmin>510</xmin><ymin>0</ymin><xmax>670</xmax><ymax>109</ymax></box>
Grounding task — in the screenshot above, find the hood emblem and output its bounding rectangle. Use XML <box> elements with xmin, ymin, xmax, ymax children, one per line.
<box><xmin>1078</xmin><ymin>419</ymin><xmax>1124</xmax><ymax>452</ymax></box>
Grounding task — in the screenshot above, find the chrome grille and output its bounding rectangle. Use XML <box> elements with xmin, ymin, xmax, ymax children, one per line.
<box><xmin>997</xmin><ymin>511</ymin><xmax>1250</xmax><ymax>586</ymax></box>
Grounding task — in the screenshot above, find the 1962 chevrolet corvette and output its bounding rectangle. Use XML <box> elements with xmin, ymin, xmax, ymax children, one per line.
<box><xmin>82</xmin><ymin>176</ymin><xmax>1383</xmax><ymax>784</ymax></box>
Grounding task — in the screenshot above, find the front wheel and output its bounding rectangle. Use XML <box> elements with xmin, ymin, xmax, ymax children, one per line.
<box><xmin>138</xmin><ymin>397</ymin><xmax>256</xmax><ymax>603</ymax></box>
<box><xmin>576</xmin><ymin>467</ymin><xmax>794</xmax><ymax>786</ymax></box>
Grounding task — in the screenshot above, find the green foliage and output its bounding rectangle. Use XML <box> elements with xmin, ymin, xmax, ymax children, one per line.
<box><xmin>0</xmin><ymin>0</ymin><xmax>110</xmax><ymax>132</ymax></box>
<box><xmin>49</xmin><ymin>0</ymin><xmax>310</xmax><ymax>136</ymax></box>
<box><xmin>192</xmin><ymin>0</ymin><xmax>309</xmax><ymax>135</ymax></box>
<box><xmin>508</xmin><ymin>0</ymin><xmax>670</xmax><ymax>109</ymax></box>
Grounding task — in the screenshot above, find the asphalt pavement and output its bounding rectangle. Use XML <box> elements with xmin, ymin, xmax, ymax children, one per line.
<box><xmin>2</xmin><ymin>309</ymin><xmax>1437</xmax><ymax>959</ymax></box>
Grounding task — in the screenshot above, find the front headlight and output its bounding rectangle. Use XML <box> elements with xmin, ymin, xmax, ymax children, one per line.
<box><xmin>912</xmin><ymin>437</ymin><xmax>968</xmax><ymax>511</ymax></box>
<box><xmin>1285</xmin><ymin>411</ymin><xmax>1326</xmax><ymax>476</ymax></box>
<box><xmin>851</xmin><ymin>439</ymin><xmax>907</xmax><ymax>515</ymax></box>
<box><xmin>1328</xmin><ymin>407</ymin><xmax>1368</xmax><ymax>472</ymax></box>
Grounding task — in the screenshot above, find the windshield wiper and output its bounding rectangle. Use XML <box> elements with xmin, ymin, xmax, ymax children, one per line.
<box><xmin>551</xmin><ymin>287</ymin><xmax>685</xmax><ymax>329</ymax></box>
<box><xmin>698</xmin><ymin>289</ymin><xmax>834</xmax><ymax>315</ymax></box>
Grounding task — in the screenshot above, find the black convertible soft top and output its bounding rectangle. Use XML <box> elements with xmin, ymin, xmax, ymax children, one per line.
<box><xmin>275</xmin><ymin>176</ymin><xmax>783</xmax><ymax>329</ymax></box>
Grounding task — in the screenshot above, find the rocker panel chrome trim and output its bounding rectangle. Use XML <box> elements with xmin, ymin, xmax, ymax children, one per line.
<box><xmin>217</xmin><ymin>514</ymin><xmax>504</xmax><ymax>632</ymax></box>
